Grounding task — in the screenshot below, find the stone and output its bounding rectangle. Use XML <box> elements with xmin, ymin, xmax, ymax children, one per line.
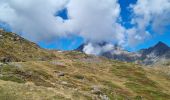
<box><xmin>13</xmin><ymin>37</ymin><xmax>20</xmax><ymax>41</ymax></box>
<box><xmin>57</xmin><ymin>71</ymin><xmax>65</xmax><ymax>77</ymax></box>
<box><xmin>61</xmin><ymin>81</ymin><xmax>68</xmax><ymax>85</ymax></box>
<box><xmin>0</xmin><ymin>57</ymin><xmax>12</xmax><ymax>63</ymax></box>
<box><xmin>100</xmin><ymin>94</ymin><xmax>110</xmax><ymax>100</ymax></box>
<box><xmin>0</xmin><ymin>74</ymin><xmax>3</xmax><ymax>77</ymax></box>
<box><xmin>91</xmin><ymin>85</ymin><xmax>102</xmax><ymax>94</ymax></box>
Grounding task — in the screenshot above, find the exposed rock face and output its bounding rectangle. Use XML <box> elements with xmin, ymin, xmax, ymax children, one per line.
<box><xmin>139</xmin><ymin>42</ymin><xmax>170</xmax><ymax>57</ymax></box>
<box><xmin>101</xmin><ymin>46</ymin><xmax>141</xmax><ymax>62</ymax></box>
<box><xmin>138</xmin><ymin>41</ymin><xmax>170</xmax><ymax>65</ymax></box>
<box><xmin>76</xmin><ymin>41</ymin><xmax>170</xmax><ymax>65</ymax></box>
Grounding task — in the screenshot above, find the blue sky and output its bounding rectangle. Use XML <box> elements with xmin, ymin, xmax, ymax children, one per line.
<box><xmin>59</xmin><ymin>0</ymin><xmax>169</xmax><ymax>51</ymax></box>
<box><xmin>0</xmin><ymin>0</ymin><xmax>170</xmax><ymax>51</ymax></box>
<box><xmin>42</xmin><ymin>0</ymin><xmax>170</xmax><ymax>51</ymax></box>
<box><xmin>118</xmin><ymin>0</ymin><xmax>170</xmax><ymax>51</ymax></box>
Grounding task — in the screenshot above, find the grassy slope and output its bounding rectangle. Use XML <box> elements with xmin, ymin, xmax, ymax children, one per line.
<box><xmin>0</xmin><ymin>51</ymin><xmax>169</xmax><ymax>100</ymax></box>
<box><xmin>0</xmin><ymin>31</ymin><xmax>170</xmax><ymax>100</ymax></box>
<box><xmin>0</xmin><ymin>30</ymin><xmax>56</xmax><ymax>62</ymax></box>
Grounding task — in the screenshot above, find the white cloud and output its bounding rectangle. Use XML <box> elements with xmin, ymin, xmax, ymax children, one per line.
<box><xmin>126</xmin><ymin>28</ymin><xmax>151</xmax><ymax>47</ymax></box>
<box><xmin>65</xmin><ymin>0</ymin><xmax>125</xmax><ymax>43</ymax></box>
<box><xmin>131</xmin><ymin>0</ymin><xmax>170</xmax><ymax>34</ymax></box>
<box><xmin>83</xmin><ymin>42</ymin><xmax>115</xmax><ymax>55</ymax></box>
<box><xmin>0</xmin><ymin>0</ymin><xmax>69</xmax><ymax>42</ymax></box>
<box><xmin>0</xmin><ymin>0</ymin><xmax>169</xmax><ymax>52</ymax></box>
<box><xmin>121</xmin><ymin>0</ymin><xmax>170</xmax><ymax>47</ymax></box>
<box><xmin>0</xmin><ymin>0</ymin><xmax>126</xmax><ymax>44</ymax></box>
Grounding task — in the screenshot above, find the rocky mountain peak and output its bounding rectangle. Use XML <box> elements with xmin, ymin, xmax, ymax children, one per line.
<box><xmin>154</xmin><ymin>41</ymin><xmax>169</xmax><ymax>50</ymax></box>
<box><xmin>140</xmin><ymin>41</ymin><xmax>170</xmax><ymax>56</ymax></box>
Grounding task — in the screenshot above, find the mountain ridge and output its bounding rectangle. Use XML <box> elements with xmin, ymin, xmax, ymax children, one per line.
<box><xmin>76</xmin><ymin>41</ymin><xmax>170</xmax><ymax>65</ymax></box>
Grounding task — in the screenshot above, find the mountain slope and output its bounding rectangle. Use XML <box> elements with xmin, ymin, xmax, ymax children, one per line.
<box><xmin>0</xmin><ymin>52</ymin><xmax>170</xmax><ymax>100</ymax></box>
<box><xmin>0</xmin><ymin>30</ymin><xmax>56</xmax><ymax>62</ymax></box>
<box><xmin>0</xmin><ymin>30</ymin><xmax>170</xmax><ymax>100</ymax></box>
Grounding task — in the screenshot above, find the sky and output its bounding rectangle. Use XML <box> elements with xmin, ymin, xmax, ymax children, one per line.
<box><xmin>0</xmin><ymin>0</ymin><xmax>170</xmax><ymax>52</ymax></box>
<box><xmin>118</xmin><ymin>0</ymin><xmax>170</xmax><ymax>51</ymax></box>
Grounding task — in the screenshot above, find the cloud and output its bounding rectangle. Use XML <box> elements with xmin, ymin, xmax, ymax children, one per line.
<box><xmin>83</xmin><ymin>42</ymin><xmax>115</xmax><ymax>55</ymax></box>
<box><xmin>65</xmin><ymin>0</ymin><xmax>126</xmax><ymax>43</ymax></box>
<box><xmin>126</xmin><ymin>28</ymin><xmax>151</xmax><ymax>47</ymax></box>
<box><xmin>121</xmin><ymin>0</ymin><xmax>170</xmax><ymax>47</ymax></box>
<box><xmin>81</xmin><ymin>0</ymin><xmax>170</xmax><ymax>54</ymax></box>
<box><xmin>0</xmin><ymin>0</ymin><xmax>126</xmax><ymax>44</ymax></box>
<box><xmin>130</xmin><ymin>0</ymin><xmax>170</xmax><ymax>34</ymax></box>
<box><xmin>0</xmin><ymin>0</ymin><xmax>169</xmax><ymax>52</ymax></box>
<box><xmin>0</xmin><ymin>0</ymin><xmax>69</xmax><ymax>42</ymax></box>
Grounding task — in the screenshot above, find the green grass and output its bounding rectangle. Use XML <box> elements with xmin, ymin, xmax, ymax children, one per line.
<box><xmin>125</xmin><ymin>82</ymin><xmax>170</xmax><ymax>100</ymax></box>
<box><xmin>0</xmin><ymin>75</ymin><xmax>25</xmax><ymax>83</ymax></box>
<box><xmin>110</xmin><ymin>61</ymin><xmax>170</xmax><ymax>100</ymax></box>
<box><xmin>100</xmin><ymin>80</ymin><xmax>132</xmax><ymax>100</ymax></box>
<box><xmin>0</xmin><ymin>87</ymin><xmax>18</xmax><ymax>100</ymax></box>
<box><xmin>0</xmin><ymin>64</ymin><xmax>54</xmax><ymax>87</ymax></box>
<box><xmin>0</xmin><ymin>65</ymin><xmax>25</xmax><ymax>83</ymax></box>
<box><xmin>73</xmin><ymin>74</ymin><xmax>85</xmax><ymax>80</ymax></box>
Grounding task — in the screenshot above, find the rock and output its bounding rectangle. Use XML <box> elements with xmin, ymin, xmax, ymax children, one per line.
<box><xmin>100</xmin><ymin>94</ymin><xmax>110</xmax><ymax>100</ymax></box>
<box><xmin>91</xmin><ymin>86</ymin><xmax>102</xmax><ymax>95</ymax></box>
<box><xmin>57</xmin><ymin>71</ymin><xmax>65</xmax><ymax>77</ymax></box>
<box><xmin>0</xmin><ymin>62</ymin><xmax>3</xmax><ymax>66</ymax></box>
<box><xmin>61</xmin><ymin>81</ymin><xmax>68</xmax><ymax>85</ymax></box>
<box><xmin>0</xmin><ymin>74</ymin><xmax>3</xmax><ymax>77</ymax></box>
<box><xmin>9</xmin><ymin>63</ymin><xmax>22</xmax><ymax>68</ymax></box>
<box><xmin>0</xmin><ymin>57</ymin><xmax>12</xmax><ymax>63</ymax></box>
<box><xmin>51</xmin><ymin>61</ymin><xmax>65</xmax><ymax>66</ymax></box>
<box><xmin>13</xmin><ymin>37</ymin><xmax>20</xmax><ymax>41</ymax></box>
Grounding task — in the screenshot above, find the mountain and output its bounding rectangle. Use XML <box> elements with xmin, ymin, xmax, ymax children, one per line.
<box><xmin>76</xmin><ymin>42</ymin><xmax>141</xmax><ymax>62</ymax></box>
<box><xmin>138</xmin><ymin>41</ymin><xmax>170</xmax><ymax>64</ymax></box>
<box><xmin>0</xmin><ymin>30</ymin><xmax>170</xmax><ymax>100</ymax></box>
<box><xmin>77</xmin><ymin>41</ymin><xmax>170</xmax><ymax>65</ymax></box>
<box><xmin>140</xmin><ymin>41</ymin><xmax>170</xmax><ymax>56</ymax></box>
